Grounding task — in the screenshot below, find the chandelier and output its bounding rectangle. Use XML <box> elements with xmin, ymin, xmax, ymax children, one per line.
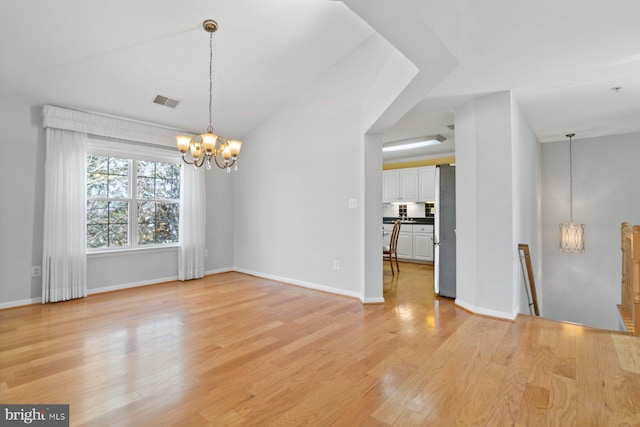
<box><xmin>560</xmin><ymin>133</ymin><xmax>584</xmax><ymax>253</ymax></box>
<box><xmin>176</xmin><ymin>19</ymin><xmax>242</xmax><ymax>171</ymax></box>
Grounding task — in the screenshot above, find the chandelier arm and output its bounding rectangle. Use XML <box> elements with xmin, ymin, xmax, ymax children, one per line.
<box><xmin>212</xmin><ymin>155</ymin><xmax>229</xmax><ymax>169</ymax></box>
<box><xmin>181</xmin><ymin>153</ymin><xmax>196</xmax><ymax>165</ymax></box>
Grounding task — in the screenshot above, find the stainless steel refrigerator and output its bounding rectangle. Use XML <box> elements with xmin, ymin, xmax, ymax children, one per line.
<box><xmin>434</xmin><ymin>164</ymin><xmax>456</xmax><ymax>298</ymax></box>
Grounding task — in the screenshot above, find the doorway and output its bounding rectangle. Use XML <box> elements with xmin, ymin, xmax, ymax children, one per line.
<box><xmin>383</xmin><ymin>261</ymin><xmax>436</xmax><ymax>306</ymax></box>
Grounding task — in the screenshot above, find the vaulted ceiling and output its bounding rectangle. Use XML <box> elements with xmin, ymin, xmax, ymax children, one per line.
<box><xmin>2</xmin><ymin>0</ymin><xmax>639</xmax><ymax>159</ymax></box>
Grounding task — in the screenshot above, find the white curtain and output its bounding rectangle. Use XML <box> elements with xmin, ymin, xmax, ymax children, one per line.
<box><xmin>179</xmin><ymin>165</ymin><xmax>206</xmax><ymax>280</ymax></box>
<box><xmin>42</xmin><ymin>128</ymin><xmax>87</xmax><ymax>302</ymax></box>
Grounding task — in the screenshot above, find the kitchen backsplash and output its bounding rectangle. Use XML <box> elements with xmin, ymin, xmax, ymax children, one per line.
<box><xmin>383</xmin><ymin>202</ymin><xmax>435</xmax><ymax>218</ymax></box>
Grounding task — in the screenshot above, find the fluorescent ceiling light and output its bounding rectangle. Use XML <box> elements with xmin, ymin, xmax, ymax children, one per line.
<box><xmin>382</xmin><ymin>135</ymin><xmax>446</xmax><ymax>152</ymax></box>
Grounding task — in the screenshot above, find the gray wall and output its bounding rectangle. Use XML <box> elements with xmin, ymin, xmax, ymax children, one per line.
<box><xmin>0</xmin><ymin>33</ymin><xmax>414</xmax><ymax>307</ymax></box>
<box><xmin>0</xmin><ymin>101</ymin><xmax>45</xmax><ymax>305</ymax></box>
<box><xmin>4</xmin><ymin>78</ymin><xmax>629</xmax><ymax>331</ymax></box>
<box><xmin>0</xmin><ymin>99</ymin><xmax>234</xmax><ymax>307</ymax></box>
<box><xmin>541</xmin><ymin>132</ymin><xmax>640</xmax><ymax>330</ymax></box>
<box><xmin>232</xmin><ymin>34</ymin><xmax>414</xmax><ymax>300</ymax></box>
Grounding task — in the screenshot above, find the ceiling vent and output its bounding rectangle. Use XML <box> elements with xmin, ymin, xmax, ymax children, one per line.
<box><xmin>153</xmin><ymin>95</ymin><xmax>180</xmax><ymax>109</ymax></box>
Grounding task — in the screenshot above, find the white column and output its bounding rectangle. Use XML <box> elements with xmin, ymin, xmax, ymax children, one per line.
<box><xmin>362</xmin><ymin>133</ymin><xmax>384</xmax><ymax>303</ymax></box>
<box><xmin>455</xmin><ymin>91</ymin><xmax>517</xmax><ymax>319</ymax></box>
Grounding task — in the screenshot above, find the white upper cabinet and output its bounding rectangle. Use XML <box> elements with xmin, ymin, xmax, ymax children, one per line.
<box><xmin>398</xmin><ymin>169</ymin><xmax>418</xmax><ymax>202</ymax></box>
<box><xmin>418</xmin><ymin>166</ymin><xmax>436</xmax><ymax>202</ymax></box>
<box><xmin>383</xmin><ymin>169</ymin><xmax>418</xmax><ymax>203</ymax></box>
<box><xmin>383</xmin><ymin>170</ymin><xmax>400</xmax><ymax>203</ymax></box>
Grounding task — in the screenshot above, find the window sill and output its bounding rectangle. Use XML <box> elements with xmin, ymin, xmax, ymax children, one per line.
<box><xmin>87</xmin><ymin>244</ymin><xmax>179</xmax><ymax>258</ymax></box>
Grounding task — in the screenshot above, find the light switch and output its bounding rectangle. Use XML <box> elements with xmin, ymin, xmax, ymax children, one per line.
<box><xmin>348</xmin><ymin>198</ymin><xmax>357</xmax><ymax>208</ymax></box>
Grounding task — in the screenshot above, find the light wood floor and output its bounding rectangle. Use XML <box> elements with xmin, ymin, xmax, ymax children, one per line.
<box><xmin>1</xmin><ymin>263</ymin><xmax>639</xmax><ymax>426</ymax></box>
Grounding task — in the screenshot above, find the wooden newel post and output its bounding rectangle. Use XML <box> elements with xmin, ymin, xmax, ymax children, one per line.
<box><xmin>618</xmin><ymin>222</ymin><xmax>640</xmax><ymax>335</ymax></box>
<box><xmin>518</xmin><ymin>244</ymin><xmax>539</xmax><ymax>316</ymax></box>
<box><xmin>632</xmin><ymin>225</ymin><xmax>640</xmax><ymax>334</ymax></box>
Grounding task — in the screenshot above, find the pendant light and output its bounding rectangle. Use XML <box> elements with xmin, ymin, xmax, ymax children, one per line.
<box><xmin>560</xmin><ymin>133</ymin><xmax>584</xmax><ymax>252</ymax></box>
<box><xmin>176</xmin><ymin>20</ymin><xmax>242</xmax><ymax>172</ymax></box>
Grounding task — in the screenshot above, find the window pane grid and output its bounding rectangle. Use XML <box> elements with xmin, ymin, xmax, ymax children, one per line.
<box><xmin>137</xmin><ymin>160</ymin><xmax>180</xmax><ymax>200</ymax></box>
<box><xmin>87</xmin><ymin>201</ymin><xmax>129</xmax><ymax>248</ymax></box>
<box><xmin>137</xmin><ymin>201</ymin><xmax>180</xmax><ymax>245</ymax></box>
<box><xmin>87</xmin><ymin>155</ymin><xmax>180</xmax><ymax>251</ymax></box>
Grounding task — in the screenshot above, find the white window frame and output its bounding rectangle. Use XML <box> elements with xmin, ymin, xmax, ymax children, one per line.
<box><xmin>86</xmin><ymin>136</ymin><xmax>182</xmax><ymax>253</ymax></box>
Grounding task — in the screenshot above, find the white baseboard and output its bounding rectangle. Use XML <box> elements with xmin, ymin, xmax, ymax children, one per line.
<box><xmin>455</xmin><ymin>299</ymin><xmax>518</xmax><ymax>321</ymax></box>
<box><xmin>0</xmin><ymin>297</ymin><xmax>41</xmax><ymax>309</ymax></box>
<box><xmin>204</xmin><ymin>267</ymin><xmax>234</xmax><ymax>276</ymax></box>
<box><xmin>1</xmin><ymin>269</ymin><xmax>365</xmax><ymax>310</ymax></box>
<box><xmin>88</xmin><ymin>276</ymin><xmax>178</xmax><ymax>295</ymax></box>
<box><xmin>232</xmin><ymin>267</ymin><xmax>362</xmax><ymax>300</ymax></box>
<box><xmin>88</xmin><ymin>268</ymin><xmax>236</xmax><ymax>293</ymax></box>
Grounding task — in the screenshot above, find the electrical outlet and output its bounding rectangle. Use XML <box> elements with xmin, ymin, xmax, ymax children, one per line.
<box><xmin>333</xmin><ymin>259</ymin><xmax>340</xmax><ymax>270</ymax></box>
<box><xmin>32</xmin><ymin>266</ymin><xmax>41</xmax><ymax>277</ymax></box>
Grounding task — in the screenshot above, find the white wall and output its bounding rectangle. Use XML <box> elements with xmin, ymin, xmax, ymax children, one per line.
<box><xmin>205</xmin><ymin>170</ymin><xmax>234</xmax><ymax>273</ymax></box>
<box><xmin>473</xmin><ymin>92</ymin><xmax>514</xmax><ymax>316</ymax></box>
<box><xmin>233</xmin><ymin>34</ymin><xmax>415</xmax><ymax>299</ymax></box>
<box><xmin>456</xmin><ymin>92</ymin><xmax>514</xmax><ymax>317</ymax></box>
<box><xmin>455</xmin><ymin>91</ymin><xmax>542</xmax><ymax>319</ymax></box>
<box><xmin>362</xmin><ymin>133</ymin><xmax>383</xmax><ymax>302</ymax></box>
<box><xmin>511</xmin><ymin>95</ymin><xmax>543</xmax><ymax>315</ymax></box>
<box><xmin>541</xmin><ymin>132</ymin><xmax>640</xmax><ymax>330</ymax></box>
<box><xmin>454</xmin><ymin>100</ymin><xmax>477</xmax><ymax>310</ymax></box>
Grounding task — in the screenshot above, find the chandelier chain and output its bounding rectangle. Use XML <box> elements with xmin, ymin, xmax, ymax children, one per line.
<box><xmin>559</xmin><ymin>132</ymin><xmax>583</xmax><ymax>253</ymax></box>
<box><xmin>175</xmin><ymin>19</ymin><xmax>242</xmax><ymax>171</ymax></box>
<box><xmin>569</xmin><ymin>134</ymin><xmax>573</xmax><ymax>222</ymax></box>
<box><xmin>208</xmin><ymin>31</ymin><xmax>214</xmax><ymax>133</ymax></box>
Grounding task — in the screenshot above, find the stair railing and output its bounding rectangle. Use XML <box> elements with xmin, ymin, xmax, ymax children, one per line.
<box><xmin>618</xmin><ymin>222</ymin><xmax>640</xmax><ymax>335</ymax></box>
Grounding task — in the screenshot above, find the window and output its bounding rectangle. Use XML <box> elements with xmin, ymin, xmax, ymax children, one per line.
<box><xmin>87</xmin><ymin>154</ymin><xmax>181</xmax><ymax>250</ymax></box>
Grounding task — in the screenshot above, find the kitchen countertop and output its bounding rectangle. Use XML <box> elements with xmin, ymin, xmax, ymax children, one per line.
<box><xmin>383</xmin><ymin>217</ymin><xmax>434</xmax><ymax>225</ymax></box>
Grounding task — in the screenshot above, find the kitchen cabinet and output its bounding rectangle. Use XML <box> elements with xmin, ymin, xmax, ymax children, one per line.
<box><xmin>397</xmin><ymin>231</ymin><xmax>413</xmax><ymax>259</ymax></box>
<box><xmin>418</xmin><ymin>166</ymin><xmax>436</xmax><ymax>202</ymax></box>
<box><xmin>383</xmin><ymin>169</ymin><xmax>418</xmax><ymax>203</ymax></box>
<box><xmin>383</xmin><ymin>171</ymin><xmax>399</xmax><ymax>203</ymax></box>
<box><xmin>383</xmin><ymin>223</ymin><xmax>434</xmax><ymax>262</ymax></box>
<box><xmin>413</xmin><ymin>224</ymin><xmax>434</xmax><ymax>261</ymax></box>
<box><xmin>384</xmin><ymin>166</ymin><xmax>435</xmax><ymax>203</ymax></box>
